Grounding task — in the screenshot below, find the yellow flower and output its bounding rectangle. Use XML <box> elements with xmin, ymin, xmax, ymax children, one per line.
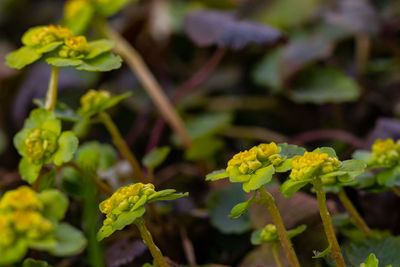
<box><xmin>226</xmin><ymin>142</ymin><xmax>281</xmax><ymax>175</ymax></box>
<box><xmin>59</xmin><ymin>36</ymin><xmax>90</xmax><ymax>58</ymax></box>
<box><xmin>24</xmin><ymin>128</ymin><xmax>58</xmax><ymax>164</ymax></box>
<box><xmin>260</xmin><ymin>224</ymin><xmax>278</xmax><ymax>241</ymax></box>
<box><xmin>290</xmin><ymin>152</ymin><xmax>340</xmax><ymax>180</ymax></box>
<box><xmin>32</xmin><ymin>25</ymin><xmax>73</xmax><ymax>45</ymax></box>
<box><xmin>99</xmin><ymin>183</ymin><xmax>155</xmax><ymax>219</ymax></box>
<box><xmin>0</xmin><ymin>215</ymin><xmax>14</xmax><ymax>246</ymax></box>
<box><xmin>0</xmin><ymin>186</ymin><xmax>43</xmax><ymax>211</ymax></box>
<box><xmin>13</xmin><ymin>210</ymin><xmax>53</xmax><ymax>237</ymax></box>
<box><xmin>371</xmin><ymin>138</ymin><xmax>400</xmax><ymax>166</ymax></box>
<box><xmin>79</xmin><ymin>89</ymin><xmax>111</xmax><ymax>115</ymax></box>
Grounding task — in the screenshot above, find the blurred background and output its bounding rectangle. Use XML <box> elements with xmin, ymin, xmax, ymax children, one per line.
<box><xmin>1</xmin><ymin>0</ymin><xmax>400</xmax><ymax>266</ymax></box>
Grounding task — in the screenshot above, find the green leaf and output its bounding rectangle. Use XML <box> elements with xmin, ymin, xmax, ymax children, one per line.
<box><xmin>250</xmin><ymin>228</ymin><xmax>268</xmax><ymax>245</ymax></box>
<box><xmin>343</xmin><ymin>237</ymin><xmax>400</xmax><ymax>266</ymax></box>
<box><xmin>46</xmin><ymin>57</ymin><xmax>83</xmax><ymax>67</ymax></box>
<box><xmin>19</xmin><ymin>157</ymin><xmax>42</xmax><ymax>184</ymax></box>
<box><xmin>142</xmin><ymin>146</ymin><xmax>171</xmax><ymax>169</ymax></box>
<box><xmin>278</xmin><ymin>143</ymin><xmax>306</xmax><ymax>157</ymax></box>
<box><xmin>0</xmin><ymin>240</ymin><xmax>28</xmax><ymax>265</ymax></box>
<box><xmin>360</xmin><ymin>253</ymin><xmax>378</xmax><ymax>267</ymax></box>
<box><xmin>337</xmin><ymin>159</ymin><xmax>367</xmax><ymax>183</ymax></box>
<box><xmin>33</xmin><ymin>99</ymin><xmax>82</xmax><ymax>122</ymax></box>
<box><xmin>61</xmin><ymin>166</ymin><xmax>84</xmax><ymax>199</ymax></box>
<box><xmin>148</xmin><ymin>192</ymin><xmax>188</xmax><ymax>202</ymax></box>
<box><xmin>185</xmin><ymin>136</ymin><xmax>225</xmax><ymax>161</ymax></box>
<box><xmin>313</xmin><ymin>147</ymin><xmax>337</xmax><ymax>158</ymax></box>
<box><xmin>23</xmin><ymin>258</ymin><xmax>53</xmax><ymax>267</ymax></box>
<box><xmin>25</xmin><ymin>108</ymin><xmax>61</xmax><ymax>134</ymax></box>
<box><xmin>147</xmin><ymin>189</ymin><xmax>176</xmax><ymax>201</ymax></box>
<box><xmin>242</xmin><ymin>165</ymin><xmax>275</xmax><ymax>192</ymax></box>
<box><xmin>76</xmin><ymin>141</ymin><xmax>117</xmax><ymax>171</ymax></box>
<box><xmin>38</xmin><ymin>167</ymin><xmax>57</xmax><ymax>191</ymax></box>
<box><xmin>6</xmin><ymin>46</ymin><xmax>41</xmax><ymax>69</ymax></box>
<box><xmin>287</xmin><ymin>224</ymin><xmax>307</xmax><ymax>239</ymax></box>
<box><xmin>35</xmin><ymin>42</ymin><xmax>63</xmax><ymax>54</ymax></box>
<box><xmin>86</xmin><ymin>39</ymin><xmax>114</xmax><ymax>59</ymax></box>
<box><xmin>228</xmin><ymin>191</ymin><xmax>256</xmax><ymax>219</ymax></box>
<box><xmin>13</xmin><ymin>128</ymin><xmax>30</xmax><ymax>156</ymax></box>
<box><xmin>39</xmin><ymin>189</ymin><xmax>69</xmax><ymax>220</ymax></box>
<box><xmin>289</xmin><ymin>67</ymin><xmax>360</xmax><ymax>104</ymax></box>
<box><xmin>77</xmin><ymin>53</ymin><xmax>122</xmax><ymax>72</ymax></box>
<box><xmin>352</xmin><ymin>150</ymin><xmax>372</xmax><ymax>164</ymax></box>
<box><xmin>186</xmin><ymin>112</ymin><xmax>233</xmax><ymax>140</ymax></box>
<box><xmin>252</xmin><ymin>49</ymin><xmax>283</xmax><ymax>94</ymax></box>
<box><xmin>62</xmin><ymin>2</ymin><xmax>94</xmax><ymax>34</ymax></box>
<box><xmin>53</xmin><ymin>131</ymin><xmax>79</xmax><ymax>166</ymax></box>
<box><xmin>206</xmin><ymin>169</ymin><xmax>229</xmax><ymax>181</ymax></box>
<box><xmin>279</xmin><ymin>178</ymin><xmax>311</xmax><ymax>198</ymax></box>
<box><xmin>275</xmin><ymin>158</ymin><xmax>293</xmax><ymax>172</ymax></box>
<box><xmin>22</xmin><ymin>26</ymin><xmax>44</xmax><ymax>46</ymax></box>
<box><xmin>312</xmin><ymin>244</ymin><xmax>331</xmax><ymax>258</ymax></box>
<box><xmin>51</xmin><ymin>223</ymin><xmax>87</xmax><ymax>256</ymax></box>
<box><xmin>377</xmin><ymin>166</ymin><xmax>400</xmax><ymax>187</ymax></box>
<box><xmin>209</xmin><ymin>184</ymin><xmax>253</xmax><ymax>234</ymax></box>
<box><xmin>96</xmin><ymin>0</ymin><xmax>134</xmax><ymax>17</ymax></box>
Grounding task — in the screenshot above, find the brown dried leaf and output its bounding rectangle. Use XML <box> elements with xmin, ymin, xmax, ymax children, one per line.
<box><xmin>105</xmin><ymin>238</ymin><xmax>147</xmax><ymax>267</ymax></box>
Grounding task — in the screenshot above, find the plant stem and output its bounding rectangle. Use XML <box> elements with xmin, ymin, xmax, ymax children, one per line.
<box><xmin>99</xmin><ymin>22</ymin><xmax>192</xmax><ymax>149</ymax></box>
<box><xmin>134</xmin><ymin>217</ymin><xmax>169</xmax><ymax>267</ymax></box>
<box><xmin>45</xmin><ymin>66</ymin><xmax>59</xmax><ymax>111</ymax></box>
<box><xmin>98</xmin><ymin>112</ymin><xmax>146</xmax><ymax>183</ymax></box>
<box><xmin>313</xmin><ymin>178</ymin><xmax>346</xmax><ymax>267</ymax></box>
<box><xmin>258</xmin><ymin>187</ymin><xmax>300</xmax><ymax>267</ymax></box>
<box><xmin>392</xmin><ymin>186</ymin><xmax>400</xmax><ymax>197</ymax></box>
<box><xmin>271</xmin><ymin>243</ymin><xmax>284</xmax><ymax>267</ymax></box>
<box><xmin>337</xmin><ymin>190</ymin><xmax>372</xmax><ymax>237</ymax></box>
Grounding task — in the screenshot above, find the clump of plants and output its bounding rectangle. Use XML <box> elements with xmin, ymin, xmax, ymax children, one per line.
<box><xmin>3</xmin><ymin>1</ymin><xmax>400</xmax><ymax>266</ymax></box>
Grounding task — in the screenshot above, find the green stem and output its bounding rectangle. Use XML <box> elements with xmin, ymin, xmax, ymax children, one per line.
<box><xmin>271</xmin><ymin>243</ymin><xmax>284</xmax><ymax>267</ymax></box>
<box><xmin>95</xmin><ymin>21</ymin><xmax>192</xmax><ymax>149</ymax></box>
<box><xmin>134</xmin><ymin>217</ymin><xmax>169</xmax><ymax>267</ymax></box>
<box><xmin>313</xmin><ymin>178</ymin><xmax>345</xmax><ymax>267</ymax></box>
<box><xmin>258</xmin><ymin>187</ymin><xmax>300</xmax><ymax>267</ymax></box>
<box><xmin>98</xmin><ymin>112</ymin><xmax>146</xmax><ymax>183</ymax></box>
<box><xmin>45</xmin><ymin>66</ymin><xmax>59</xmax><ymax>111</ymax></box>
<box><xmin>392</xmin><ymin>186</ymin><xmax>400</xmax><ymax>197</ymax></box>
<box><xmin>337</xmin><ymin>190</ymin><xmax>372</xmax><ymax>237</ymax></box>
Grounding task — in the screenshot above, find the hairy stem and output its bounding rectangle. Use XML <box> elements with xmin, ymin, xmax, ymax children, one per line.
<box><xmin>134</xmin><ymin>217</ymin><xmax>169</xmax><ymax>267</ymax></box>
<box><xmin>45</xmin><ymin>66</ymin><xmax>59</xmax><ymax>111</ymax></box>
<box><xmin>337</xmin><ymin>190</ymin><xmax>372</xmax><ymax>237</ymax></box>
<box><xmin>271</xmin><ymin>243</ymin><xmax>284</xmax><ymax>267</ymax></box>
<box><xmin>99</xmin><ymin>23</ymin><xmax>192</xmax><ymax>149</ymax></box>
<box><xmin>313</xmin><ymin>178</ymin><xmax>345</xmax><ymax>267</ymax></box>
<box><xmin>98</xmin><ymin>112</ymin><xmax>145</xmax><ymax>182</ymax></box>
<box><xmin>258</xmin><ymin>187</ymin><xmax>300</xmax><ymax>267</ymax></box>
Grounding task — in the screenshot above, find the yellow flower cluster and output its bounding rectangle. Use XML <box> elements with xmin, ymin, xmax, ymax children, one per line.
<box><xmin>24</xmin><ymin>128</ymin><xmax>58</xmax><ymax>164</ymax></box>
<box><xmin>0</xmin><ymin>187</ymin><xmax>54</xmax><ymax>247</ymax></box>
<box><xmin>371</xmin><ymin>138</ymin><xmax>400</xmax><ymax>167</ymax></box>
<box><xmin>290</xmin><ymin>152</ymin><xmax>340</xmax><ymax>180</ymax></box>
<box><xmin>260</xmin><ymin>224</ymin><xmax>278</xmax><ymax>242</ymax></box>
<box><xmin>227</xmin><ymin>142</ymin><xmax>281</xmax><ymax>175</ymax></box>
<box><xmin>32</xmin><ymin>25</ymin><xmax>73</xmax><ymax>46</ymax></box>
<box><xmin>99</xmin><ymin>183</ymin><xmax>155</xmax><ymax>224</ymax></box>
<box><xmin>80</xmin><ymin>89</ymin><xmax>111</xmax><ymax>115</ymax></box>
<box><xmin>59</xmin><ymin>36</ymin><xmax>90</xmax><ymax>58</ymax></box>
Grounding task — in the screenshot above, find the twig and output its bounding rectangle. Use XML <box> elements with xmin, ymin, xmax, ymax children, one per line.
<box><xmin>99</xmin><ymin>22</ymin><xmax>192</xmax><ymax>149</ymax></box>
<box><xmin>179</xmin><ymin>226</ymin><xmax>197</xmax><ymax>265</ymax></box>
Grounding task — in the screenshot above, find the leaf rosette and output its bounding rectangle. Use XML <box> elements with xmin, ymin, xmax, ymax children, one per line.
<box><xmin>6</xmin><ymin>25</ymin><xmax>121</xmax><ymax>71</ymax></box>
<box><xmin>206</xmin><ymin>142</ymin><xmax>306</xmax><ymax>192</ymax></box>
<box><xmin>0</xmin><ymin>186</ymin><xmax>86</xmax><ymax>265</ymax></box>
<box><xmin>280</xmin><ymin>147</ymin><xmax>366</xmax><ymax>197</ymax></box>
<box><xmin>97</xmin><ymin>183</ymin><xmax>188</xmax><ymax>241</ymax></box>
<box><xmin>13</xmin><ymin>108</ymin><xmax>79</xmax><ymax>183</ymax></box>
